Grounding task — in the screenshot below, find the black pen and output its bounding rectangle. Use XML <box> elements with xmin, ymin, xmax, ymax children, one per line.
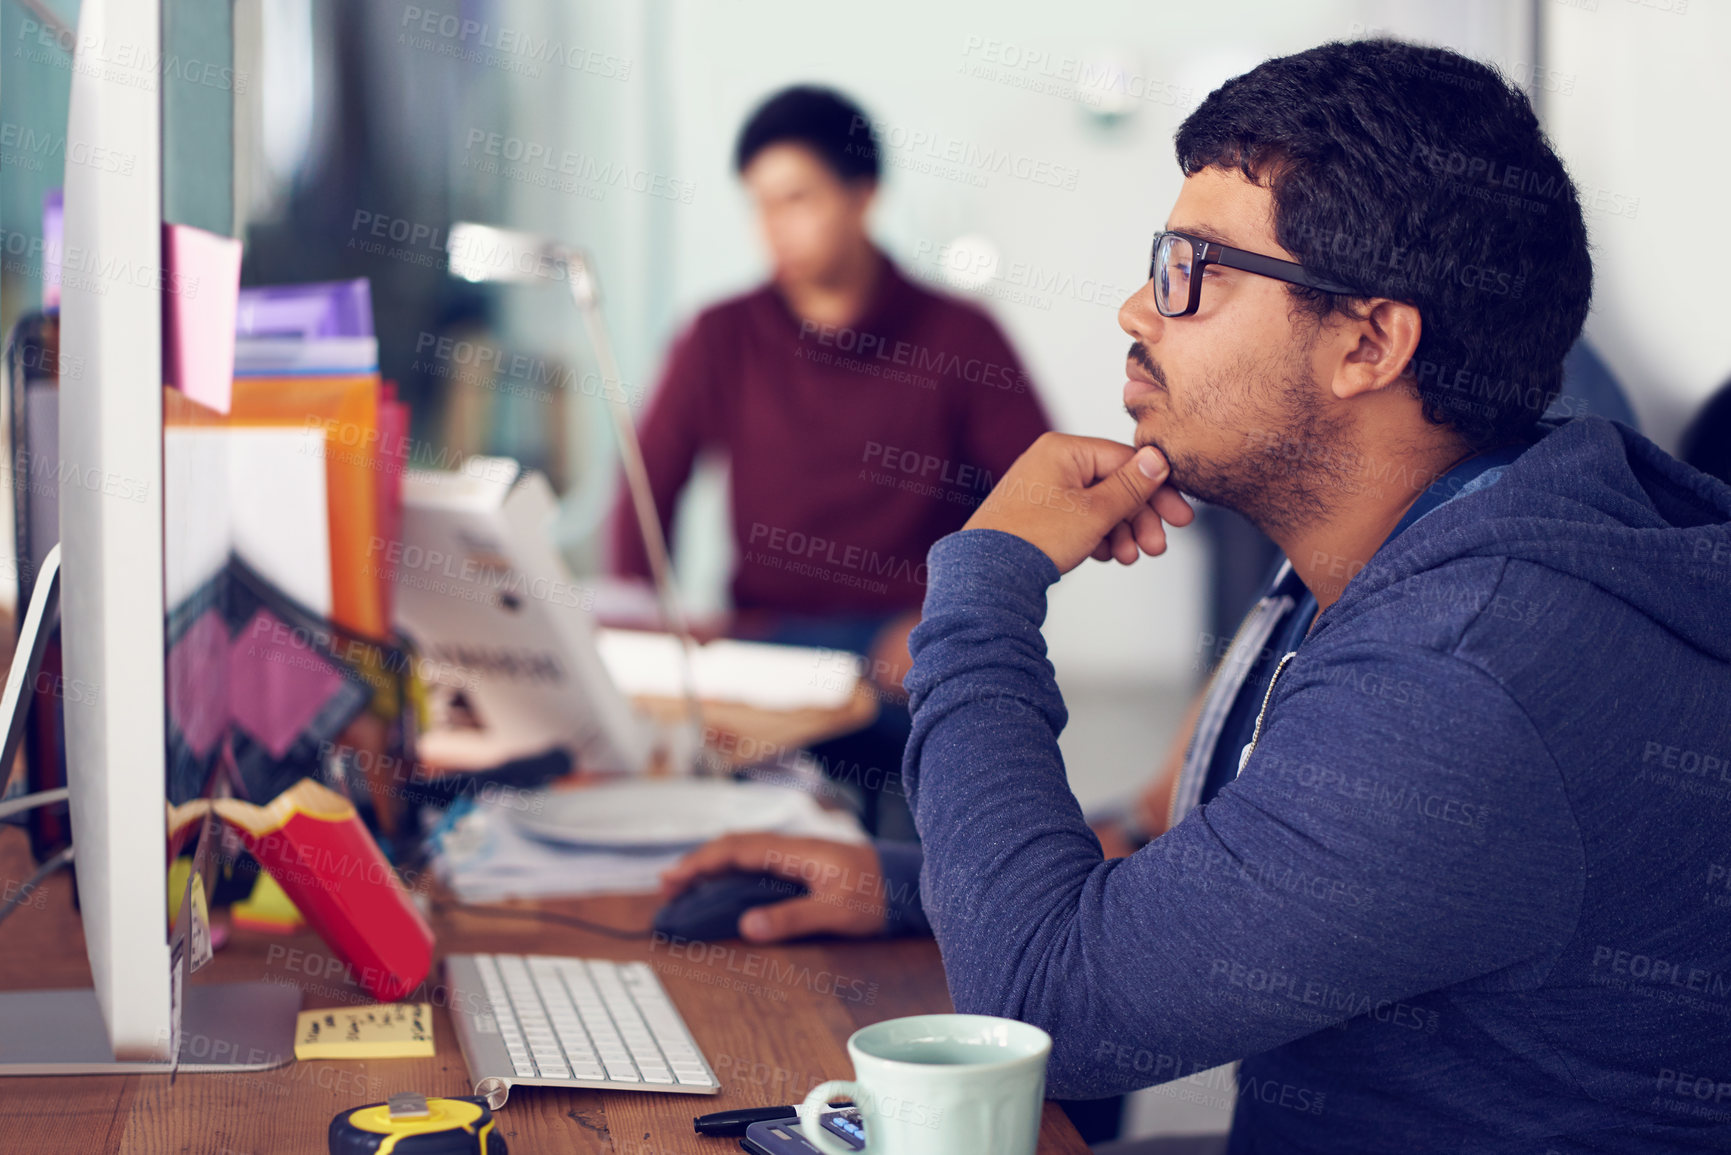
<box><xmin>693</xmin><ymin>1105</ymin><xmax>799</xmax><ymax>1136</ymax></box>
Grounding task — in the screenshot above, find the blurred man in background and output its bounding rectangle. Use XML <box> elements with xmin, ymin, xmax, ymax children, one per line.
<box><xmin>612</xmin><ymin>85</ymin><xmax>1050</xmax><ymax>835</ymax></box>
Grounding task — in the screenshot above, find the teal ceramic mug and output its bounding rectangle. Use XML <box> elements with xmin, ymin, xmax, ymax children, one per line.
<box><xmin>798</xmin><ymin>1013</ymin><xmax>1052</xmax><ymax>1155</ymax></box>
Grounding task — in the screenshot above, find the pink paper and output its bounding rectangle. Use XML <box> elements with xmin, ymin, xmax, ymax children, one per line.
<box><xmin>162</xmin><ymin>223</ymin><xmax>242</xmax><ymax>414</ymax></box>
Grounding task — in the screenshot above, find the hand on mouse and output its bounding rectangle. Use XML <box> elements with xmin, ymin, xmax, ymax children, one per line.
<box><xmin>659</xmin><ymin>834</ymin><xmax>888</xmax><ymax>942</ymax></box>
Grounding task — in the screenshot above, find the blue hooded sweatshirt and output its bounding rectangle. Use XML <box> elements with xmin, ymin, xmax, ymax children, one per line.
<box><xmin>897</xmin><ymin>416</ymin><xmax>1731</xmax><ymax>1153</ymax></box>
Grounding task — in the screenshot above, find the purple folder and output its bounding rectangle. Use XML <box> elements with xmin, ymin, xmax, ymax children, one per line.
<box><xmin>235</xmin><ymin>279</ymin><xmax>374</xmax><ymax>339</ymax></box>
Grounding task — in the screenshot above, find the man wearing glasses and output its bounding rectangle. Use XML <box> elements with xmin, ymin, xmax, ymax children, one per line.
<box><xmin>664</xmin><ymin>38</ymin><xmax>1731</xmax><ymax>1152</ymax></box>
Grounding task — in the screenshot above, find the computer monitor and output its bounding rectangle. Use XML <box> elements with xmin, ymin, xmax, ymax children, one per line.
<box><xmin>49</xmin><ymin>0</ymin><xmax>173</xmax><ymax>1063</ymax></box>
<box><xmin>0</xmin><ymin>0</ymin><xmax>297</xmax><ymax>1074</ymax></box>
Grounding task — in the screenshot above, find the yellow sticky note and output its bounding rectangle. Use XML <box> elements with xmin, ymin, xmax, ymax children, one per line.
<box><xmin>294</xmin><ymin>1003</ymin><xmax>434</xmax><ymax>1060</ymax></box>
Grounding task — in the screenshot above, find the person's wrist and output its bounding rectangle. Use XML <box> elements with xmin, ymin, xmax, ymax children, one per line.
<box><xmin>927</xmin><ymin>529</ymin><xmax>1063</xmax><ymax>602</ymax></box>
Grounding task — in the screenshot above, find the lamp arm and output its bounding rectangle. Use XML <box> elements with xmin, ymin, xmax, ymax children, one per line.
<box><xmin>568</xmin><ymin>272</ymin><xmax>707</xmax><ymax>770</ymax></box>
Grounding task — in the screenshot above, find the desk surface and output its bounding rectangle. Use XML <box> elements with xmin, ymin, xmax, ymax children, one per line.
<box><xmin>0</xmin><ymin>829</ymin><xmax>1087</xmax><ymax>1154</ymax></box>
<box><xmin>633</xmin><ymin>682</ymin><xmax>881</xmax><ymax>771</ymax></box>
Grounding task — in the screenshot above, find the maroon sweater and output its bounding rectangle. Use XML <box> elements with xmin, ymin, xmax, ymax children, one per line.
<box><xmin>612</xmin><ymin>255</ymin><xmax>1051</xmax><ymax>616</ymax></box>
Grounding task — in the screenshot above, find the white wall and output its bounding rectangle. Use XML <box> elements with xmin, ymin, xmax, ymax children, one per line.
<box><xmin>1543</xmin><ymin>0</ymin><xmax>1730</xmax><ymax>451</ymax></box>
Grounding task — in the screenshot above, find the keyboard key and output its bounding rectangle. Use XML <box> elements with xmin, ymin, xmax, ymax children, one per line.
<box><xmin>554</xmin><ymin>1030</ymin><xmax>595</xmax><ymax>1053</ymax></box>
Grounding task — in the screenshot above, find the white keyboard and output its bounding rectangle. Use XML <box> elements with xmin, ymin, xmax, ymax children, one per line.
<box><xmin>444</xmin><ymin>953</ymin><xmax>720</xmax><ymax>1108</ymax></box>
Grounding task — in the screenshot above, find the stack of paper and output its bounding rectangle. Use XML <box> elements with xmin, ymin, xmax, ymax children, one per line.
<box><xmin>429</xmin><ymin>785</ymin><xmax>865</xmax><ymax>903</ymax></box>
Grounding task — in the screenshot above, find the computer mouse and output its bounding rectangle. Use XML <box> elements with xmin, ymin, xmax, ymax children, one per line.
<box><xmin>652</xmin><ymin>871</ymin><xmax>809</xmax><ymax>941</ymax></box>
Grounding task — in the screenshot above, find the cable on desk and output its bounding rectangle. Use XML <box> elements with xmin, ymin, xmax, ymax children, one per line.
<box><xmin>430</xmin><ymin>897</ymin><xmax>654</xmax><ymax>939</ymax></box>
<box><xmin>0</xmin><ymin>843</ymin><xmax>73</xmax><ymax>930</ymax></box>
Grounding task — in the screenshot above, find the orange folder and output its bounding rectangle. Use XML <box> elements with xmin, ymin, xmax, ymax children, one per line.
<box><xmin>165</xmin><ymin>377</ymin><xmax>385</xmax><ymax>636</ymax></box>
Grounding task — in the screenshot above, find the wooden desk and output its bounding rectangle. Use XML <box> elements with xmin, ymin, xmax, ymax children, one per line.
<box><xmin>0</xmin><ymin>829</ymin><xmax>1087</xmax><ymax>1154</ymax></box>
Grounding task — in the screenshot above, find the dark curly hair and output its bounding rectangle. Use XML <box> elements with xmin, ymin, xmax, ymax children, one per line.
<box><xmin>1175</xmin><ymin>39</ymin><xmax>1593</xmax><ymax>450</ymax></box>
<box><xmin>735</xmin><ymin>85</ymin><xmax>880</xmax><ymax>185</ymax></box>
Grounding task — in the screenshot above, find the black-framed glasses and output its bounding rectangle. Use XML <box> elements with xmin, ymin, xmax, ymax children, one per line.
<box><xmin>1148</xmin><ymin>229</ymin><xmax>1362</xmax><ymax>317</ymax></box>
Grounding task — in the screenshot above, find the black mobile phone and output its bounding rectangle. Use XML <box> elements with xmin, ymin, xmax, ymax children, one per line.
<box><xmin>739</xmin><ymin>1109</ymin><xmax>864</xmax><ymax>1155</ymax></box>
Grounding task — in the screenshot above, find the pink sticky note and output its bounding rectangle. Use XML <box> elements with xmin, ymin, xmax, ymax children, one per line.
<box><xmin>162</xmin><ymin>223</ymin><xmax>242</xmax><ymax>414</ymax></box>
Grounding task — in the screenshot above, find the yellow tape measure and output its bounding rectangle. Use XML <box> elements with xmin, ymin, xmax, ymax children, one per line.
<box><xmin>329</xmin><ymin>1094</ymin><xmax>506</xmax><ymax>1155</ymax></box>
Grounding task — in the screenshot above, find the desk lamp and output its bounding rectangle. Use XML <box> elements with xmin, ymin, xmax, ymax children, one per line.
<box><xmin>446</xmin><ymin>223</ymin><xmax>704</xmax><ymax>771</ymax></box>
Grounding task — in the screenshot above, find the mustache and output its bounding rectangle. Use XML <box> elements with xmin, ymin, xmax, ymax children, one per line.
<box><xmin>1127</xmin><ymin>341</ymin><xmax>1166</xmax><ymax>387</ymax></box>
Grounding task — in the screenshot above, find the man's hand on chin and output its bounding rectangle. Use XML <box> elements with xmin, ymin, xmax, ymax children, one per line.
<box><xmin>963</xmin><ymin>432</ymin><xmax>1196</xmax><ymax>573</ymax></box>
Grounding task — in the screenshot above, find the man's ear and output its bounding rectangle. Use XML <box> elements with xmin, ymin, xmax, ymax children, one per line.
<box><xmin>1329</xmin><ymin>298</ymin><xmax>1422</xmax><ymax>401</ymax></box>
